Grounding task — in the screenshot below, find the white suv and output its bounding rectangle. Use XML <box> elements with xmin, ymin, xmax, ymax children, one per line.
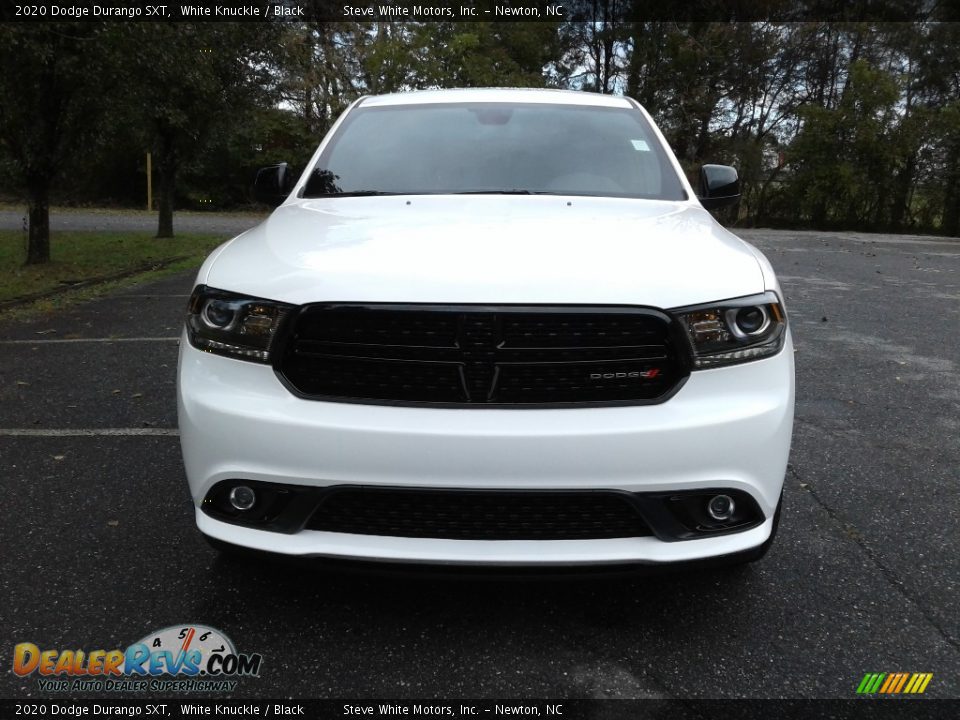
<box><xmin>177</xmin><ymin>88</ymin><xmax>794</xmax><ymax>569</ymax></box>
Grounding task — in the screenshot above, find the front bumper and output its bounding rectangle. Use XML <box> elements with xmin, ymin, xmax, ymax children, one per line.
<box><xmin>178</xmin><ymin>332</ymin><xmax>794</xmax><ymax>566</ymax></box>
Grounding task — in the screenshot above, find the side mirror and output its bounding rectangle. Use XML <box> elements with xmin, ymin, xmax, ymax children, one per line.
<box><xmin>253</xmin><ymin>163</ymin><xmax>294</xmax><ymax>207</ymax></box>
<box><xmin>698</xmin><ymin>164</ymin><xmax>740</xmax><ymax>210</ymax></box>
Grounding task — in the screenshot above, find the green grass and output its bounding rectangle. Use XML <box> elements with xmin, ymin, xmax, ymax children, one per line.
<box><xmin>0</xmin><ymin>230</ymin><xmax>227</xmax><ymax>308</ymax></box>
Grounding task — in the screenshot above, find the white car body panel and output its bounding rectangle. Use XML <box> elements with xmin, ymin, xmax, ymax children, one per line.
<box><xmin>178</xmin><ymin>88</ymin><xmax>794</xmax><ymax>567</ymax></box>
<box><xmin>203</xmin><ymin>197</ymin><xmax>764</xmax><ymax>309</ymax></box>
<box><xmin>179</xmin><ymin>336</ymin><xmax>793</xmax><ymax>506</ymax></box>
<box><xmin>196</xmin><ymin>512</ymin><xmax>776</xmax><ymax>566</ymax></box>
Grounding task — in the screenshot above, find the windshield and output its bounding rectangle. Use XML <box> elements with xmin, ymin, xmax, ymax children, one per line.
<box><xmin>303</xmin><ymin>102</ymin><xmax>688</xmax><ymax>200</ymax></box>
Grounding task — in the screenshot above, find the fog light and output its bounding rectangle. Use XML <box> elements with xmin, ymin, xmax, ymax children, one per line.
<box><xmin>707</xmin><ymin>494</ymin><xmax>735</xmax><ymax>521</ymax></box>
<box><xmin>229</xmin><ymin>485</ymin><xmax>256</xmax><ymax>511</ymax></box>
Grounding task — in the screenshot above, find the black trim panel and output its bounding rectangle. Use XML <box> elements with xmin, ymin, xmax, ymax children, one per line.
<box><xmin>201</xmin><ymin>482</ymin><xmax>765</xmax><ymax>543</ymax></box>
<box><xmin>272</xmin><ymin>303</ymin><xmax>692</xmax><ymax>408</ymax></box>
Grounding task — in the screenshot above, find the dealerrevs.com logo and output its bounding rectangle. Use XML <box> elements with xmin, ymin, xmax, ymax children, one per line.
<box><xmin>13</xmin><ymin>624</ymin><xmax>263</xmax><ymax>693</ymax></box>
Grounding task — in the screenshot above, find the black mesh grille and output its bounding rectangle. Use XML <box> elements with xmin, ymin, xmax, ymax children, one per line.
<box><xmin>277</xmin><ymin>305</ymin><xmax>687</xmax><ymax>405</ymax></box>
<box><xmin>306</xmin><ymin>489</ymin><xmax>653</xmax><ymax>540</ymax></box>
<box><xmin>501</xmin><ymin>313</ymin><xmax>668</xmax><ymax>348</ymax></box>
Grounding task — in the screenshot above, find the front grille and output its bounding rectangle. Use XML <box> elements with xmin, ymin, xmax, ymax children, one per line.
<box><xmin>276</xmin><ymin>305</ymin><xmax>688</xmax><ymax>405</ymax></box>
<box><xmin>306</xmin><ymin>488</ymin><xmax>653</xmax><ymax>540</ymax></box>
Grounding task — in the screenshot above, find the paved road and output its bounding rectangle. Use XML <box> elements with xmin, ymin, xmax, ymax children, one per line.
<box><xmin>1</xmin><ymin>228</ymin><xmax>958</xmax><ymax>699</ymax></box>
<box><xmin>0</xmin><ymin>209</ymin><xmax>265</xmax><ymax>236</ymax></box>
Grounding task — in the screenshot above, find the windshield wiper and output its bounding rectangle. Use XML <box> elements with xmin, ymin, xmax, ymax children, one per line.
<box><xmin>453</xmin><ymin>189</ymin><xmax>539</xmax><ymax>195</ymax></box>
<box><xmin>313</xmin><ymin>190</ymin><xmax>401</xmax><ymax>198</ymax></box>
<box><xmin>311</xmin><ymin>190</ymin><xmax>553</xmax><ymax>198</ymax></box>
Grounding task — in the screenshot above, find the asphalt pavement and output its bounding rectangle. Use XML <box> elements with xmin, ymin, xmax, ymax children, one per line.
<box><xmin>1</xmin><ymin>224</ymin><xmax>958</xmax><ymax>699</ymax></box>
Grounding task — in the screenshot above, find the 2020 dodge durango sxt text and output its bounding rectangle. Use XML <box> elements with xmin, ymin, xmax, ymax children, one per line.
<box><xmin>177</xmin><ymin>88</ymin><xmax>795</xmax><ymax>568</ymax></box>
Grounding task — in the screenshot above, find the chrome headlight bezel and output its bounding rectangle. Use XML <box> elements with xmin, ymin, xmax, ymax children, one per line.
<box><xmin>670</xmin><ymin>291</ymin><xmax>787</xmax><ymax>369</ymax></box>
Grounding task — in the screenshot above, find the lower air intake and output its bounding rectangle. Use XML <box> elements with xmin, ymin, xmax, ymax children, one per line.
<box><xmin>306</xmin><ymin>488</ymin><xmax>653</xmax><ymax>540</ymax></box>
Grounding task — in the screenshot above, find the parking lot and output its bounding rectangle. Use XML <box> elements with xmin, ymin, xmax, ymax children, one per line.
<box><xmin>1</xmin><ymin>225</ymin><xmax>958</xmax><ymax>699</ymax></box>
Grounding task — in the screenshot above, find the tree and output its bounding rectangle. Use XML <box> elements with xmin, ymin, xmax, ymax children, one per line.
<box><xmin>115</xmin><ymin>23</ymin><xmax>278</xmax><ymax>237</ymax></box>
<box><xmin>408</xmin><ymin>22</ymin><xmax>564</xmax><ymax>89</ymax></box>
<box><xmin>275</xmin><ymin>22</ymin><xmax>365</xmax><ymax>139</ymax></box>
<box><xmin>915</xmin><ymin>21</ymin><xmax>960</xmax><ymax>236</ymax></box>
<box><xmin>780</xmin><ymin>57</ymin><xmax>899</xmax><ymax>228</ymax></box>
<box><xmin>0</xmin><ymin>23</ymin><xmax>111</xmax><ymax>264</ymax></box>
<box><xmin>561</xmin><ymin>0</ymin><xmax>631</xmax><ymax>93</ymax></box>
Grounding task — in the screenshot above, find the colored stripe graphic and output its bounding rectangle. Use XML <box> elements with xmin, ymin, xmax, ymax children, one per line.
<box><xmin>879</xmin><ymin>674</ymin><xmax>896</xmax><ymax>693</ymax></box>
<box><xmin>905</xmin><ymin>673</ymin><xmax>933</xmax><ymax>694</ymax></box>
<box><xmin>893</xmin><ymin>673</ymin><xmax>910</xmax><ymax>693</ymax></box>
<box><xmin>856</xmin><ymin>673</ymin><xmax>883</xmax><ymax>693</ymax></box>
<box><xmin>857</xmin><ymin>672</ymin><xmax>932</xmax><ymax>694</ymax></box>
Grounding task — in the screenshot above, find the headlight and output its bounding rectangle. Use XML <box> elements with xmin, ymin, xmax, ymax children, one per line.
<box><xmin>186</xmin><ymin>286</ymin><xmax>292</xmax><ymax>363</ymax></box>
<box><xmin>671</xmin><ymin>291</ymin><xmax>786</xmax><ymax>369</ymax></box>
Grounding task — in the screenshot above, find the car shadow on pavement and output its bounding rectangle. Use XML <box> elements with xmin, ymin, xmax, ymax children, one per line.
<box><xmin>200</xmin><ymin>544</ymin><xmax>762</xmax><ymax>627</ymax></box>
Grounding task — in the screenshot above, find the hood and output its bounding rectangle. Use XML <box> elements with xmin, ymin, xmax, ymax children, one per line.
<box><xmin>203</xmin><ymin>196</ymin><xmax>765</xmax><ymax>309</ymax></box>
